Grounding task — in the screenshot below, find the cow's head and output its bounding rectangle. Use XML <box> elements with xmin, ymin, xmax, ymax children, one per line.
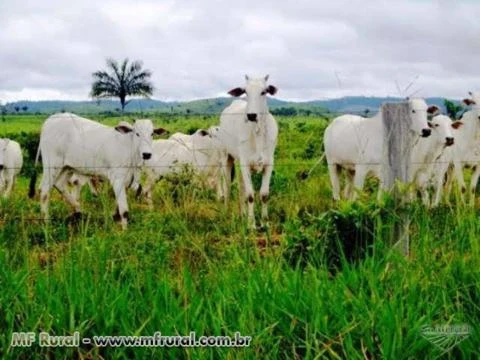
<box><xmin>228</xmin><ymin>75</ymin><xmax>278</xmax><ymax>122</ymax></box>
<box><xmin>406</xmin><ymin>98</ymin><xmax>436</xmax><ymax>137</ymax></box>
<box><xmin>462</xmin><ymin>91</ymin><xmax>480</xmax><ymax>108</ymax></box>
<box><xmin>427</xmin><ymin>115</ymin><xmax>462</xmax><ymax>147</ymax></box>
<box><xmin>115</xmin><ymin>120</ymin><xmax>167</xmax><ymax>160</ymax></box>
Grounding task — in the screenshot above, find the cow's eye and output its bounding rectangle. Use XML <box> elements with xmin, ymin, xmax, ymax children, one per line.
<box><xmin>435</xmin><ymin>124</ymin><xmax>439</xmax><ymax>127</ymax></box>
<box><xmin>136</xmin><ymin>133</ymin><xmax>140</xmax><ymax>137</ymax></box>
<box><xmin>261</xmin><ymin>90</ymin><xmax>267</xmax><ymax>96</ymax></box>
<box><xmin>412</xmin><ymin>110</ymin><xmax>416</xmax><ymax>113</ymax></box>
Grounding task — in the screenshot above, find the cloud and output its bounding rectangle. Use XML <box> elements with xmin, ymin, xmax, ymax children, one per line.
<box><xmin>1</xmin><ymin>0</ymin><xmax>480</xmax><ymax>103</ymax></box>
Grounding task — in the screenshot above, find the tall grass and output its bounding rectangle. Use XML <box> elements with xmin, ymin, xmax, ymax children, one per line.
<box><xmin>0</xmin><ymin>114</ymin><xmax>478</xmax><ymax>359</ymax></box>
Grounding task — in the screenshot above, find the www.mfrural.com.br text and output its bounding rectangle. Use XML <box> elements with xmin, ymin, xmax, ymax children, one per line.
<box><xmin>10</xmin><ymin>331</ymin><xmax>252</xmax><ymax>348</ymax></box>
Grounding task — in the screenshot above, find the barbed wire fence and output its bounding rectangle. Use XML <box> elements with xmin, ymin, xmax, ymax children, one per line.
<box><xmin>0</xmin><ymin>105</ymin><xmax>478</xmax><ymax>228</ymax></box>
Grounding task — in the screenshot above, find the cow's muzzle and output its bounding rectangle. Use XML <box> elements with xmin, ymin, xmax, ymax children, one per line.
<box><xmin>445</xmin><ymin>137</ymin><xmax>454</xmax><ymax>146</ymax></box>
<box><xmin>421</xmin><ymin>128</ymin><xmax>431</xmax><ymax>137</ymax></box>
<box><xmin>247</xmin><ymin>113</ymin><xmax>258</xmax><ymax>122</ymax></box>
<box><xmin>142</xmin><ymin>153</ymin><xmax>152</xmax><ymax>160</ymax></box>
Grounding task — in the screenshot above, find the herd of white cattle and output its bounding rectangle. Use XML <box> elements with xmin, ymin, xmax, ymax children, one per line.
<box><xmin>324</xmin><ymin>92</ymin><xmax>480</xmax><ymax>206</ymax></box>
<box><xmin>1</xmin><ymin>77</ymin><xmax>480</xmax><ymax>229</ymax></box>
<box><xmin>4</xmin><ymin>75</ymin><xmax>276</xmax><ymax>229</ymax></box>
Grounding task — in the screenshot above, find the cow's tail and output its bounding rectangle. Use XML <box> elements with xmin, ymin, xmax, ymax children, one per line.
<box><xmin>28</xmin><ymin>146</ymin><xmax>41</xmax><ymax>198</ymax></box>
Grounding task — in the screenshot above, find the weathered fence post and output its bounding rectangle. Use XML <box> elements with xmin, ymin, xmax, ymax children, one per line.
<box><xmin>382</xmin><ymin>102</ymin><xmax>412</xmax><ymax>256</ymax></box>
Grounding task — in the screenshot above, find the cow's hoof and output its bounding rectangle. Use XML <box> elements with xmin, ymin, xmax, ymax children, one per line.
<box><xmin>296</xmin><ymin>170</ymin><xmax>309</xmax><ymax>180</ymax></box>
<box><xmin>67</xmin><ymin>212</ymin><xmax>83</xmax><ymax>224</ymax></box>
<box><xmin>113</xmin><ymin>211</ymin><xmax>122</xmax><ymax>222</ymax></box>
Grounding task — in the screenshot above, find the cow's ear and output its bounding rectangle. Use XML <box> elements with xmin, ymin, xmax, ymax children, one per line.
<box><xmin>228</xmin><ymin>87</ymin><xmax>245</xmax><ymax>97</ymax></box>
<box><xmin>427</xmin><ymin>105</ymin><xmax>440</xmax><ymax>115</ymax></box>
<box><xmin>198</xmin><ymin>129</ymin><xmax>209</xmax><ymax>136</ymax></box>
<box><xmin>463</xmin><ymin>98</ymin><xmax>476</xmax><ymax>106</ymax></box>
<box><xmin>153</xmin><ymin>128</ymin><xmax>167</xmax><ymax>135</ymax></box>
<box><xmin>452</xmin><ymin>121</ymin><xmax>464</xmax><ymax>129</ymax></box>
<box><xmin>266</xmin><ymin>85</ymin><xmax>278</xmax><ymax>96</ymax></box>
<box><xmin>115</xmin><ymin>125</ymin><xmax>133</xmax><ymax>134</ymax></box>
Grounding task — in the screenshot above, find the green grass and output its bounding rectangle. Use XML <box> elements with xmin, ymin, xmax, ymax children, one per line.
<box><xmin>0</xmin><ymin>114</ymin><xmax>479</xmax><ymax>359</ymax></box>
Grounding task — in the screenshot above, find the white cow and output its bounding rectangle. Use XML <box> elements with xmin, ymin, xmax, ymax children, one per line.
<box><xmin>30</xmin><ymin>113</ymin><xmax>166</xmax><ymax>229</ymax></box>
<box><xmin>217</xmin><ymin>75</ymin><xmax>278</xmax><ymax>229</ymax></box>
<box><xmin>324</xmin><ymin>99</ymin><xmax>437</xmax><ymax>201</ymax></box>
<box><xmin>57</xmin><ymin>120</ymin><xmax>144</xmax><ymax>203</ymax></box>
<box><xmin>412</xmin><ymin>115</ymin><xmax>462</xmax><ymax>206</ymax></box>
<box><xmin>142</xmin><ymin>127</ymin><xmax>228</xmax><ymax>206</ymax></box>
<box><xmin>0</xmin><ymin>138</ymin><xmax>23</xmax><ymax>198</ymax></box>
<box><xmin>443</xmin><ymin>92</ymin><xmax>480</xmax><ymax>203</ymax></box>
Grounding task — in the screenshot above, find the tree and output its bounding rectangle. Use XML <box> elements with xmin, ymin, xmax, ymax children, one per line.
<box><xmin>444</xmin><ymin>99</ymin><xmax>464</xmax><ymax>120</ymax></box>
<box><xmin>90</xmin><ymin>58</ymin><xmax>154</xmax><ymax>112</ymax></box>
<box><xmin>22</xmin><ymin>105</ymin><xmax>28</xmax><ymax>112</ymax></box>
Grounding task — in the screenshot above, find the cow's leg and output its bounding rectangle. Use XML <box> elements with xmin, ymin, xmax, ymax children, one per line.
<box><xmin>3</xmin><ymin>172</ymin><xmax>14</xmax><ymax>198</ymax></box>
<box><xmin>260</xmin><ymin>163</ymin><xmax>274</xmax><ymax>222</ymax></box>
<box><xmin>327</xmin><ymin>163</ymin><xmax>341</xmax><ymax>201</ymax></box>
<box><xmin>0</xmin><ymin>171</ymin><xmax>5</xmax><ymax>195</ymax></box>
<box><xmin>239</xmin><ymin>161</ymin><xmax>255</xmax><ymax>229</ymax></box>
<box><xmin>343</xmin><ymin>169</ymin><xmax>354</xmax><ymax>199</ymax></box>
<box><xmin>112</xmin><ymin>179</ymin><xmax>129</xmax><ymax>230</ymax></box>
<box><xmin>39</xmin><ymin>167</ymin><xmax>61</xmax><ymax>221</ymax></box>
<box><xmin>238</xmin><ymin>171</ymin><xmax>246</xmax><ymax>216</ymax></box>
<box><xmin>215</xmin><ymin>172</ymin><xmax>223</xmax><ymax>202</ymax></box>
<box><xmin>432</xmin><ymin>170</ymin><xmax>445</xmax><ymax>207</ymax></box>
<box><xmin>443</xmin><ymin>164</ymin><xmax>454</xmax><ymax>205</ymax></box>
<box><xmin>351</xmin><ymin>166</ymin><xmax>367</xmax><ymax>200</ymax></box>
<box><xmin>418</xmin><ymin>179</ymin><xmax>430</xmax><ymax>207</ymax></box>
<box><xmin>143</xmin><ymin>179</ymin><xmax>154</xmax><ymax>208</ymax></box>
<box><xmin>223</xmin><ymin>155</ymin><xmax>234</xmax><ymax>205</ymax></box>
<box><xmin>142</xmin><ymin>171</ymin><xmax>156</xmax><ymax>208</ymax></box>
<box><xmin>453</xmin><ymin>162</ymin><xmax>466</xmax><ymax>203</ymax></box>
<box><xmin>468</xmin><ymin>165</ymin><xmax>480</xmax><ymax>205</ymax></box>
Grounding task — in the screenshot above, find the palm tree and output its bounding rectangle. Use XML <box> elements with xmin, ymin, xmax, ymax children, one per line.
<box><xmin>90</xmin><ymin>58</ymin><xmax>154</xmax><ymax>112</ymax></box>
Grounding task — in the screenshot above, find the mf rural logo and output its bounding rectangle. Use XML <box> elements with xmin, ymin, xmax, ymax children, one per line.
<box><xmin>421</xmin><ymin>323</ymin><xmax>471</xmax><ymax>353</ymax></box>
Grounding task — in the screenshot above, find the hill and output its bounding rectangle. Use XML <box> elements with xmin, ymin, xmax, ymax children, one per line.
<box><xmin>1</xmin><ymin>96</ymin><xmax>455</xmax><ymax>116</ymax></box>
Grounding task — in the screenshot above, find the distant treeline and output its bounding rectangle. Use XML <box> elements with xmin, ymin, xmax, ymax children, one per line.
<box><xmin>0</xmin><ymin>96</ymin><xmax>464</xmax><ymax>117</ymax></box>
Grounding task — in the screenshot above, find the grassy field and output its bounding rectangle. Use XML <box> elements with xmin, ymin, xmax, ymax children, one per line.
<box><xmin>0</xmin><ymin>113</ymin><xmax>479</xmax><ymax>359</ymax></box>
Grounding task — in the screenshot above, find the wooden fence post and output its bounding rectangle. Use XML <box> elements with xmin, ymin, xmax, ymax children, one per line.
<box><xmin>382</xmin><ymin>102</ymin><xmax>412</xmax><ymax>256</ymax></box>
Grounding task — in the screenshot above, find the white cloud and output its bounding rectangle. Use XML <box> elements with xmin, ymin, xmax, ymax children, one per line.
<box><xmin>0</xmin><ymin>0</ymin><xmax>480</xmax><ymax>103</ymax></box>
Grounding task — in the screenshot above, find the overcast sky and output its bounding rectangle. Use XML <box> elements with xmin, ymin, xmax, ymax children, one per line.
<box><xmin>0</xmin><ymin>0</ymin><xmax>479</xmax><ymax>103</ymax></box>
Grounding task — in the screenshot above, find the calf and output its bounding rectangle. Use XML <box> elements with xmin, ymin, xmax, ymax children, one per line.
<box><xmin>444</xmin><ymin>92</ymin><xmax>480</xmax><ymax>203</ymax></box>
<box><xmin>142</xmin><ymin>127</ymin><xmax>228</xmax><ymax>206</ymax></box>
<box><xmin>412</xmin><ymin>115</ymin><xmax>462</xmax><ymax>206</ymax></box>
<box><xmin>324</xmin><ymin>99</ymin><xmax>436</xmax><ymax>200</ymax></box>
<box><xmin>30</xmin><ymin>113</ymin><xmax>165</xmax><ymax>229</ymax></box>
<box><xmin>217</xmin><ymin>75</ymin><xmax>278</xmax><ymax>229</ymax></box>
<box><xmin>0</xmin><ymin>138</ymin><xmax>23</xmax><ymax>198</ymax></box>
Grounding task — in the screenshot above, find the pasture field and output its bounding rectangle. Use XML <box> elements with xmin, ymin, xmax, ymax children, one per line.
<box><xmin>0</xmin><ymin>113</ymin><xmax>479</xmax><ymax>359</ymax></box>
